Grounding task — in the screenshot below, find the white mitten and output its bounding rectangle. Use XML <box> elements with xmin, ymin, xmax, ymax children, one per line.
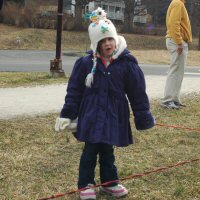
<box><xmin>55</xmin><ymin>117</ymin><xmax>71</xmax><ymax>132</ymax></box>
<box><xmin>67</xmin><ymin>118</ymin><xmax>78</xmax><ymax>132</ymax></box>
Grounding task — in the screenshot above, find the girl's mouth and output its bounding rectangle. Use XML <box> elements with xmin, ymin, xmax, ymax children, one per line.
<box><xmin>106</xmin><ymin>47</ymin><xmax>111</xmax><ymax>51</ymax></box>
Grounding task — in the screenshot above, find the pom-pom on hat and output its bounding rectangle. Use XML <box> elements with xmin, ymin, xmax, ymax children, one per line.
<box><xmin>85</xmin><ymin>7</ymin><xmax>119</xmax><ymax>87</ymax></box>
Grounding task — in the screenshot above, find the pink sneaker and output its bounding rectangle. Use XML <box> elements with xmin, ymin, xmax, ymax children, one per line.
<box><xmin>80</xmin><ymin>184</ymin><xmax>96</xmax><ymax>200</ymax></box>
<box><xmin>100</xmin><ymin>184</ymin><xmax>128</xmax><ymax>198</ymax></box>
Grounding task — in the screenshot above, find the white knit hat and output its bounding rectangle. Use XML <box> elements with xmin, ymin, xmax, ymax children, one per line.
<box><xmin>86</xmin><ymin>7</ymin><xmax>119</xmax><ymax>87</ymax></box>
<box><xmin>88</xmin><ymin>7</ymin><xmax>119</xmax><ymax>52</ymax></box>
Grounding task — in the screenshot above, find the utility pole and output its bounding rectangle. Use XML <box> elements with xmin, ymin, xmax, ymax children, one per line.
<box><xmin>50</xmin><ymin>0</ymin><xmax>65</xmax><ymax>77</ymax></box>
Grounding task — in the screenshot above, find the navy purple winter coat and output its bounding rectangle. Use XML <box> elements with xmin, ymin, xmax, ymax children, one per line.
<box><xmin>60</xmin><ymin>48</ymin><xmax>155</xmax><ymax>147</ymax></box>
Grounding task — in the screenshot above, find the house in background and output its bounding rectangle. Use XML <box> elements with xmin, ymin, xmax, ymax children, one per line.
<box><xmin>64</xmin><ymin>0</ymin><xmax>147</xmax><ymax>24</ymax></box>
<box><xmin>133</xmin><ymin>2</ymin><xmax>147</xmax><ymax>24</ymax></box>
<box><xmin>24</xmin><ymin>0</ymin><xmax>147</xmax><ymax>24</ymax></box>
<box><xmin>84</xmin><ymin>0</ymin><xmax>125</xmax><ymax>21</ymax></box>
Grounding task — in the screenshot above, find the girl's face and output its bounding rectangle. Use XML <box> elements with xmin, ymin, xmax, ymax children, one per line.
<box><xmin>99</xmin><ymin>37</ymin><xmax>116</xmax><ymax>58</ymax></box>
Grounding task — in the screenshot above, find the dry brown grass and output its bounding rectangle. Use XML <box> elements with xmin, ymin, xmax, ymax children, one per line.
<box><xmin>0</xmin><ymin>94</ymin><xmax>200</xmax><ymax>200</ymax></box>
<box><xmin>0</xmin><ymin>24</ymin><xmax>199</xmax><ymax>66</ymax></box>
<box><xmin>132</xmin><ymin>50</ymin><xmax>200</xmax><ymax>66</ymax></box>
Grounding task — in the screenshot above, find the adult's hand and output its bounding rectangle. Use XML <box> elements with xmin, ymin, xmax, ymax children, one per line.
<box><xmin>177</xmin><ymin>44</ymin><xmax>183</xmax><ymax>55</ymax></box>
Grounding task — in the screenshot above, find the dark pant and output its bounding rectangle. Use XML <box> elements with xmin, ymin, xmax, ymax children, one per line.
<box><xmin>78</xmin><ymin>142</ymin><xmax>119</xmax><ymax>189</ymax></box>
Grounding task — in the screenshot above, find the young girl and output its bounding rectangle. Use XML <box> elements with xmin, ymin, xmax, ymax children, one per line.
<box><xmin>55</xmin><ymin>7</ymin><xmax>155</xmax><ymax>200</ymax></box>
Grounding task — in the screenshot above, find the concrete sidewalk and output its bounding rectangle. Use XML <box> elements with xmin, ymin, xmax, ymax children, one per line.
<box><xmin>0</xmin><ymin>75</ymin><xmax>199</xmax><ymax>119</ymax></box>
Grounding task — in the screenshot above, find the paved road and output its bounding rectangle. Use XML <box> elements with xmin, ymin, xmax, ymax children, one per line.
<box><xmin>1</xmin><ymin>50</ymin><xmax>200</xmax><ymax>76</ymax></box>
<box><xmin>0</xmin><ymin>50</ymin><xmax>78</xmax><ymax>73</ymax></box>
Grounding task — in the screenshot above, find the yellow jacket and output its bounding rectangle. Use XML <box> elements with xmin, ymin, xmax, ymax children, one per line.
<box><xmin>166</xmin><ymin>0</ymin><xmax>192</xmax><ymax>45</ymax></box>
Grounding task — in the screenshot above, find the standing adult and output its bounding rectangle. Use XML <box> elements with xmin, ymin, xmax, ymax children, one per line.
<box><xmin>161</xmin><ymin>0</ymin><xmax>192</xmax><ymax>109</ymax></box>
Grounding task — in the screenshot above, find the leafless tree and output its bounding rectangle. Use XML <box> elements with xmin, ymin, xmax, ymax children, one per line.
<box><xmin>122</xmin><ymin>0</ymin><xmax>169</xmax><ymax>32</ymax></box>
<box><xmin>73</xmin><ymin>0</ymin><xmax>91</xmax><ymax>30</ymax></box>
<box><xmin>143</xmin><ymin>0</ymin><xmax>170</xmax><ymax>26</ymax></box>
<box><xmin>123</xmin><ymin>0</ymin><xmax>135</xmax><ymax>32</ymax></box>
<box><xmin>187</xmin><ymin>0</ymin><xmax>200</xmax><ymax>34</ymax></box>
<box><xmin>188</xmin><ymin>0</ymin><xmax>200</xmax><ymax>50</ymax></box>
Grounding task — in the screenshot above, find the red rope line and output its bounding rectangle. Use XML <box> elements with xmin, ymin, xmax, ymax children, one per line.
<box><xmin>38</xmin><ymin>158</ymin><xmax>200</xmax><ymax>200</ymax></box>
<box><xmin>156</xmin><ymin>123</ymin><xmax>200</xmax><ymax>132</ymax></box>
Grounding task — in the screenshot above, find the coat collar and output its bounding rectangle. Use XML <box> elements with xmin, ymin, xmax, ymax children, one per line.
<box><xmin>112</xmin><ymin>35</ymin><xmax>127</xmax><ymax>59</ymax></box>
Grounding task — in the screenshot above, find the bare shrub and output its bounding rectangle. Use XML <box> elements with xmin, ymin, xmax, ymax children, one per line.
<box><xmin>2</xmin><ymin>2</ymin><xmax>21</xmax><ymax>25</ymax></box>
<box><xmin>133</xmin><ymin>25</ymin><xmax>166</xmax><ymax>36</ymax></box>
<box><xmin>63</xmin><ymin>14</ymin><xmax>75</xmax><ymax>31</ymax></box>
<box><xmin>18</xmin><ymin>3</ymin><xmax>38</xmax><ymax>28</ymax></box>
<box><xmin>31</xmin><ymin>14</ymin><xmax>56</xmax><ymax>29</ymax></box>
<box><xmin>2</xmin><ymin>2</ymin><xmax>38</xmax><ymax>28</ymax></box>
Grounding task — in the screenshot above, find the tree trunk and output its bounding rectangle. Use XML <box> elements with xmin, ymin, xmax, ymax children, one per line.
<box><xmin>73</xmin><ymin>0</ymin><xmax>90</xmax><ymax>30</ymax></box>
<box><xmin>74</xmin><ymin>4</ymin><xmax>83</xmax><ymax>30</ymax></box>
<box><xmin>25</xmin><ymin>0</ymin><xmax>32</xmax><ymax>7</ymax></box>
<box><xmin>123</xmin><ymin>0</ymin><xmax>135</xmax><ymax>33</ymax></box>
<box><xmin>123</xmin><ymin>11</ymin><xmax>134</xmax><ymax>32</ymax></box>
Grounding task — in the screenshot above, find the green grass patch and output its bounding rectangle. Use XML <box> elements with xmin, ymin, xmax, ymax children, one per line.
<box><xmin>0</xmin><ymin>95</ymin><xmax>200</xmax><ymax>200</ymax></box>
<box><xmin>0</xmin><ymin>72</ymin><xmax>69</xmax><ymax>88</ymax></box>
